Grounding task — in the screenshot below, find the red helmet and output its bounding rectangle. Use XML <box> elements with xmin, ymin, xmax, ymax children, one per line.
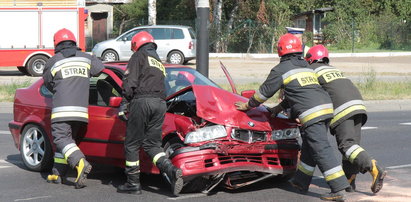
<box><xmin>131</xmin><ymin>31</ymin><xmax>156</xmax><ymax>52</ymax></box>
<box><xmin>177</xmin><ymin>71</ymin><xmax>195</xmax><ymax>84</ymax></box>
<box><xmin>305</xmin><ymin>44</ymin><xmax>329</xmax><ymax>64</ymax></box>
<box><xmin>277</xmin><ymin>33</ymin><xmax>302</xmax><ymax>57</ymax></box>
<box><xmin>54</xmin><ymin>28</ymin><xmax>76</xmax><ymax>47</ymax></box>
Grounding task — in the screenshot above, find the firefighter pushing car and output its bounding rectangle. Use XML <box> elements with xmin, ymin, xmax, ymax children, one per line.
<box><xmin>235</xmin><ymin>33</ymin><xmax>349</xmax><ymax>201</ymax></box>
<box><xmin>43</xmin><ymin>28</ymin><xmax>105</xmax><ymax>188</ymax></box>
<box><xmin>116</xmin><ymin>31</ymin><xmax>183</xmax><ymax>196</ymax></box>
<box><xmin>305</xmin><ymin>44</ymin><xmax>387</xmax><ymax>194</ymax></box>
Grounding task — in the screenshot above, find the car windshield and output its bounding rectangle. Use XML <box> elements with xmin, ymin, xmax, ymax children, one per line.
<box><xmin>165</xmin><ymin>68</ymin><xmax>220</xmax><ymax>97</ymax></box>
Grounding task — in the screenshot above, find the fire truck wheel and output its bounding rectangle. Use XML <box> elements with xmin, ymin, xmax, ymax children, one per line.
<box><xmin>27</xmin><ymin>55</ymin><xmax>49</xmax><ymax>77</ymax></box>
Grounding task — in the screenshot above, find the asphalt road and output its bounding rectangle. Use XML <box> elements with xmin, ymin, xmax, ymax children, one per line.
<box><xmin>1</xmin><ymin>110</ymin><xmax>411</xmax><ymax>202</ymax></box>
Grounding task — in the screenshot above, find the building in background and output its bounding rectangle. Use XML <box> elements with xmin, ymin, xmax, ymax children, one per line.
<box><xmin>85</xmin><ymin>0</ymin><xmax>131</xmax><ymax>51</ymax></box>
<box><xmin>291</xmin><ymin>7</ymin><xmax>334</xmax><ymax>44</ymax></box>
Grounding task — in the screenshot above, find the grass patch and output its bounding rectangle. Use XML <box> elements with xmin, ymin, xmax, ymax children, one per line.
<box><xmin>0</xmin><ymin>80</ymin><xmax>32</xmax><ymax>102</ymax></box>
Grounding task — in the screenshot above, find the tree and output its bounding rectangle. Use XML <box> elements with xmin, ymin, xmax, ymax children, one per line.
<box><xmin>148</xmin><ymin>0</ymin><xmax>156</xmax><ymax>25</ymax></box>
<box><xmin>113</xmin><ymin>0</ymin><xmax>147</xmax><ymax>35</ymax></box>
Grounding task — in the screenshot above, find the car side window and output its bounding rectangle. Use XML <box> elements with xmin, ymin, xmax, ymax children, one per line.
<box><xmin>150</xmin><ymin>28</ymin><xmax>171</xmax><ymax>40</ymax></box>
<box><xmin>120</xmin><ymin>29</ymin><xmax>142</xmax><ymax>41</ymax></box>
<box><xmin>89</xmin><ymin>73</ymin><xmax>121</xmax><ymax>106</ymax></box>
<box><xmin>172</xmin><ymin>29</ymin><xmax>184</xmax><ymax>39</ymax></box>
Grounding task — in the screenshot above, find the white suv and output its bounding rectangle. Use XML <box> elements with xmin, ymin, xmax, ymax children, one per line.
<box><xmin>92</xmin><ymin>25</ymin><xmax>196</xmax><ymax>64</ymax></box>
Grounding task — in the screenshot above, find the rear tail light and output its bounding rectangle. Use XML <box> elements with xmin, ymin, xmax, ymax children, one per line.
<box><xmin>189</xmin><ymin>41</ymin><xmax>194</xmax><ymax>49</ymax></box>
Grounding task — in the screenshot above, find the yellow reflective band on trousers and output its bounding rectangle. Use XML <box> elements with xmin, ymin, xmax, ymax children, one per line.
<box><xmin>331</xmin><ymin>105</ymin><xmax>366</xmax><ymax>126</ymax></box>
<box><xmin>345</xmin><ymin>144</ymin><xmax>365</xmax><ymax>163</ymax></box>
<box><xmin>152</xmin><ymin>152</ymin><xmax>166</xmax><ymax>165</ymax></box>
<box><xmin>324</xmin><ymin>166</ymin><xmax>345</xmax><ymax>182</ymax></box>
<box><xmin>64</xmin><ymin>146</ymin><xmax>80</xmax><ymax>160</ymax></box>
<box><xmin>298</xmin><ymin>162</ymin><xmax>315</xmax><ymax>176</ymax></box>
<box><xmin>125</xmin><ymin>160</ymin><xmax>139</xmax><ymax>167</ymax></box>
<box><xmin>54</xmin><ymin>157</ymin><xmax>68</xmax><ymax>164</ymax></box>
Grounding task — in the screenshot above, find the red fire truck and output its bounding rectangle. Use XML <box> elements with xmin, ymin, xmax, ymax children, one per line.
<box><xmin>0</xmin><ymin>0</ymin><xmax>87</xmax><ymax>76</ymax></box>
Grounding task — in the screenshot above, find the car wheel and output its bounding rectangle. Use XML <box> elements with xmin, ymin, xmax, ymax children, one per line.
<box><xmin>20</xmin><ymin>124</ymin><xmax>53</xmax><ymax>172</ymax></box>
<box><xmin>167</xmin><ymin>51</ymin><xmax>185</xmax><ymax>65</ymax></box>
<box><xmin>102</xmin><ymin>50</ymin><xmax>119</xmax><ymax>62</ymax></box>
<box><xmin>26</xmin><ymin>55</ymin><xmax>48</xmax><ymax>77</ymax></box>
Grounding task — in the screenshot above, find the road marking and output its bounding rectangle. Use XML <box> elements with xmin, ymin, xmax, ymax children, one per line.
<box><xmin>386</xmin><ymin>164</ymin><xmax>411</xmax><ymax>170</ymax></box>
<box><xmin>14</xmin><ymin>196</ymin><xmax>52</xmax><ymax>201</ymax></box>
<box><xmin>0</xmin><ymin>165</ymin><xmax>12</xmax><ymax>169</ymax></box>
<box><xmin>399</xmin><ymin>122</ymin><xmax>411</xmax><ymax>126</ymax></box>
<box><xmin>168</xmin><ymin>193</ymin><xmax>207</xmax><ymax>200</ymax></box>
<box><xmin>361</xmin><ymin>127</ymin><xmax>378</xmax><ymax>130</ymax></box>
<box><xmin>0</xmin><ymin>130</ymin><xmax>11</xmax><ymax>135</ymax></box>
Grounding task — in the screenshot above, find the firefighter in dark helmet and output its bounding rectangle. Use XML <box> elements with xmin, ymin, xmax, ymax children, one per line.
<box><xmin>235</xmin><ymin>33</ymin><xmax>349</xmax><ymax>201</ymax></box>
<box><xmin>43</xmin><ymin>28</ymin><xmax>105</xmax><ymax>188</ymax></box>
<box><xmin>116</xmin><ymin>31</ymin><xmax>183</xmax><ymax>196</ymax></box>
<box><xmin>305</xmin><ymin>44</ymin><xmax>387</xmax><ymax>194</ymax></box>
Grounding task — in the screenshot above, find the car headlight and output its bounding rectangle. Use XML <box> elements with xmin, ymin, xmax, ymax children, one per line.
<box><xmin>184</xmin><ymin>125</ymin><xmax>227</xmax><ymax>144</ymax></box>
<box><xmin>271</xmin><ymin>128</ymin><xmax>300</xmax><ymax>140</ymax></box>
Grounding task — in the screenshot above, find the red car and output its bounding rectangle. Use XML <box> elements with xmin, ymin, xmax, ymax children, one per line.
<box><xmin>8</xmin><ymin>62</ymin><xmax>300</xmax><ymax>192</ymax></box>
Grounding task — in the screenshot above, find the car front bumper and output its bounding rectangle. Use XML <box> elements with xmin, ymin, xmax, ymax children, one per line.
<box><xmin>171</xmin><ymin>141</ymin><xmax>300</xmax><ymax>180</ymax></box>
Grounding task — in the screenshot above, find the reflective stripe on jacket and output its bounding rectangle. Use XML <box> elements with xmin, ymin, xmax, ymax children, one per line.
<box><xmin>43</xmin><ymin>51</ymin><xmax>104</xmax><ymax>123</ymax></box>
<box><xmin>249</xmin><ymin>55</ymin><xmax>334</xmax><ymax>127</ymax></box>
<box><xmin>311</xmin><ymin>63</ymin><xmax>367</xmax><ymax>128</ymax></box>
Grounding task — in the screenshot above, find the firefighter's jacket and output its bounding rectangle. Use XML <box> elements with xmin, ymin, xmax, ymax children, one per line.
<box><xmin>309</xmin><ymin>62</ymin><xmax>367</xmax><ymax>129</ymax></box>
<box><xmin>249</xmin><ymin>55</ymin><xmax>334</xmax><ymax>127</ymax></box>
<box><xmin>43</xmin><ymin>50</ymin><xmax>105</xmax><ymax>123</ymax></box>
<box><xmin>122</xmin><ymin>43</ymin><xmax>166</xmax><ymax>101</ymax></box>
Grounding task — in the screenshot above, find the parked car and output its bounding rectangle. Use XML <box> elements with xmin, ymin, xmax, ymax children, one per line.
<box><xmin>92</xmin><ymin>25</ymin><xmax>196</xmax><ymax>65</ymax></box>
<box><xmin>8</xmin><ymin>62</ymin><xmax>300</xmax><ymax>192</ymax></box>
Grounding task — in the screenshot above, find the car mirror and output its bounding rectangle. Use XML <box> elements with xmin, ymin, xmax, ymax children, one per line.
<box><xmin>109</xmin><ymin>97</ymin><xmax>122</xmax><ymax>107</ymax></box>
<box><xmin>122</xmin><ymin>37</ymin><xmax>127</xmax><ymax>41</ymax></box>
<box><xmin>241</xmin><ymin>90</ymin><xmax>255</xmax><ymax>99</ymax></box>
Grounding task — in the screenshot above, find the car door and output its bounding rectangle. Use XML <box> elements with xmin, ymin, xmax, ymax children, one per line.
<box><xmin>81</xmin><ymin>68</ymin><xmax>126</xmax><ymax>160</ymax></box>
<box><xmin>118</xmin><ymin>29</ymin><xmax>143</xmax><ymax>60</ymax></box>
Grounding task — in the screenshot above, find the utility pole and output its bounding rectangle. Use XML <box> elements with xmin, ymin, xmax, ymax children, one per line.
<box><xmin>196</xmin><ymin>0</ymin><xmax>209</xmax><ymax>77</ymax></box>
<box><xmin>148</xmin><ymin>0</ymin><xmax>156</xmax><ymax>25</ymax></box>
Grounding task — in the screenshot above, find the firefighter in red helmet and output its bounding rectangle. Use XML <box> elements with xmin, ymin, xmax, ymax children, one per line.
<box><xmin>235</xmin><ymin>33</ymin><xmax>349</xmax><ymax>201</ymax></box>
<box><xmin>306</xmin><ymin>44</ymin><xmax>386</xmax><ymax>194</ymax></box>
<box><xmin>117</xmin><ymin>31</ymin><xmax>183</xmax><ymax>196</ymax></box>
<box><xmin>43</xmin><ymin>28</ymin><xmax>105</xmax><ymax>188</ymax></box>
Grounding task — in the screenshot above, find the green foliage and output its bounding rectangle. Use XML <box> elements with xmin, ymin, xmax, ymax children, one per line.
<box><xmin>0</xmin><ymin>80</ymin><xmax>32</xmax><ymax>102</ymax></box>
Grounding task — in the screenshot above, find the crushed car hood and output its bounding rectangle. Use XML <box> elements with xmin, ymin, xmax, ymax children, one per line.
<box><xmin>192</xmin><ymin>85</ymin><xmax>272</xmax><ymax>131</ymax></box>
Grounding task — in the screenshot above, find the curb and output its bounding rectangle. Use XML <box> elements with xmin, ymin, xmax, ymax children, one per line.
<box><xmin>209</xmin><ymin>52</ymin><xmax>411</xmax><ymax>59</ymax></box>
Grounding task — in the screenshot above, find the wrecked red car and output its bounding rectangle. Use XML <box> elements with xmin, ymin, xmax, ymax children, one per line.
<box><xmin>9</xmin><ymin>62</ymin><xmax>300</xmax><ymax>192</ymax></box>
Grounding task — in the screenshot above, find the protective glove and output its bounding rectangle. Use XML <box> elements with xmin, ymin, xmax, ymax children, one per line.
<box><xmin>235</xmin><ymin>101</ymin><xmax>251</xmax><ymax>111</ymax></box>
<box><xmin>118</xmin><ymin>100</ymin><xmax>129</xmax><ymax>122</ymax></box>
<box><xmin>268</xmin><ymin>104</ymin><xmax>283</xmax><ymax>118</ymax></box>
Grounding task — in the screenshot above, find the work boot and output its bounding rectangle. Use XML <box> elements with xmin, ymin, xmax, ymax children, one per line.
<box><xmin>46</xmin><ymin>164</ymin><xmax>68</xmax><ymax>184</ymax></box>
<box><xmin>288</xmin><ymin>178</ymin><xmax>308</xmax><ymax>194</ymax></box>
<box><xmin>117</xmin><ymin>166</ymin><xmax>142</xmax><ymax>195</ymax></box>
<box><xmin>320</xmin><ymin>190</ymin><xmax>345</xmax><ymax>201</ymax></box>
<box><xmin>345</xmin><ymin>174</ymin><xmax>356</xmax><ymax>192</ymax></box>
<box><xmin>74</xmin><ymin>158</ymin><xmax>92</xmax><ymax>189</ymax></box>
<box><xmin>157</xmin><ymin>158</ymin><xmax>183</xmax><ymax>196</ymax></box>
<box><xmin>370</xmin><ymin>159</ymin><xmax>387</xmax><ymax>193</ymax></box>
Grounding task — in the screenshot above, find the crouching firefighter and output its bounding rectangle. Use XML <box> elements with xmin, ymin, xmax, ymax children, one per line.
<box><xmin>117</xmin><ymin>31</ymin><xmax>183</xmax><ymax>196</ymax></box>
<box><xmin>305</xmin><ymin>45</ymin><xmax>386</xmax><ymax>193</ymax></box>
<box><xmin>235</xmin><ymin>33</ymin><xmax>350</xmax><ymax>201</ymax></box>
<box><xmin>43</xmin><ymin>28</ymin><xmax>105</xmax><ymax>188</ymax></box>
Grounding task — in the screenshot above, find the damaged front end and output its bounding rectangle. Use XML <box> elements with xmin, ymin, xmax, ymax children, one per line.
<box><xmin>164</xmin><ymin>85</ymin><xmax>300</xmax><ymax>192</ymax></box>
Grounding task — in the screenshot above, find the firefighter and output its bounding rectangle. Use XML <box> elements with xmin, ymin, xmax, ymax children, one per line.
<box><xmin>235</xmin><ymin>33</ymin><xmax>349</xmax><ymax>201</ymax></box>
<box><xmin>43</xmin><ymin>28</ymin><xmax>105</xmax><ymax>188</ymax></box>
<box><xmin>305</xmin><ymin>44</ymin><xmax>387</xmax><ymax>193</ymax></box>
<box><xmin>116</xmin><ymin>31</ymin><xmax>183</xmax><ymax>196</ymax></box>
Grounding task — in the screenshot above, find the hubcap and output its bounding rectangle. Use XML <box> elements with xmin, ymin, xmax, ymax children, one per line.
<box><xmin>22</xmin><ymin>127</ymin><xmax>45</xmax><ymax>167</ymax></box>
<box><xmin>104</xmin><ymin>53</ymin><xmax>117</xmax><ymax>61</ymax></box>
<box><xmin>169</xmin><ymin>53</ymin><xmax>182</xmax><ymax>64</ymax></box>
<box><xmin>33</xmin><ymin>60</ymin><xmax>45</xmax><ymax>74</ymax></box>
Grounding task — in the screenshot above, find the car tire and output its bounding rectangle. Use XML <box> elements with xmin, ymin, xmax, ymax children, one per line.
<box><xmin>20</xmin><ymin>124</ymin><xmax>53</xmax><ymax>172</ymax></box>
<box><xmin>102</xmin><ymin>50</ymin><xmax>119</xmax><ymax>62</ymax></box>
<box><xmin>17</xmin><ymin>66</ymin><xmax>29</xmax><ymax>75</ymax></box>
<box><xmin>167</xmin><ymin>51</ymin><xmax>185</xmax><ymax>65</ymax></box>
<box><xmin>26</xmin><ymin>55</ymin><xmax>49</xmax><ymax>77</ymax></box>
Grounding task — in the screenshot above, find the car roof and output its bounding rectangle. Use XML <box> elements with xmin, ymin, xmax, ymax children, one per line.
<box><xmin>131</xmin><ymin>25</ymin><xmax>192</xmax><ymax>30</ymax></box>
